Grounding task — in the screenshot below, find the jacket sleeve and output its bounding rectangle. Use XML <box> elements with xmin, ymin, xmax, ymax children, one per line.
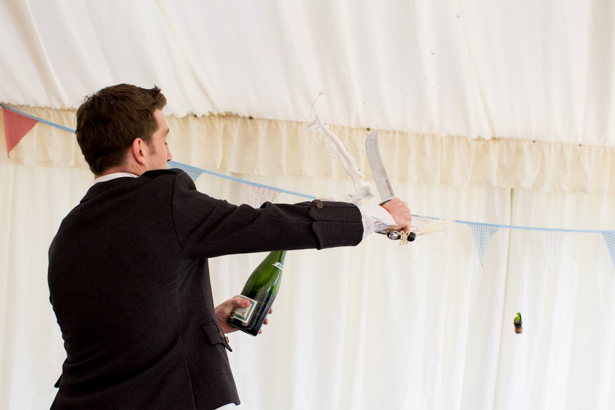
<box><xmin>170</xmin><ymin>170</ymin><xmax>364</xmax><ymax>259</ymax></box>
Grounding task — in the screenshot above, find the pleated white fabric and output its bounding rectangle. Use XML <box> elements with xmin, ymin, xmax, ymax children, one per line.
<box><xmin>2</xmin><ymin>162</ymin><xmax>615</xmax><ymax>410</ymax></box>
<box><xmin>2</xmin><ymin>107</ymin><xmax>615</xmax><ymax>195</ymax></box>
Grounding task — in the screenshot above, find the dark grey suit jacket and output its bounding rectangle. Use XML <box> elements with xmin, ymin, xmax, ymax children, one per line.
<box><xmin>48</xmin><ymin>169</ymin><xmax>363</xmax><ymax>410</ymax></box>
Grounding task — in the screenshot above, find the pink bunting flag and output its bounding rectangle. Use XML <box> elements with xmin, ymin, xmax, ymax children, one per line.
<box><xmin>247</xmin><ymin>184</ymin><xmax>280</xmax><ymax>208</ymax></box>
<box><xmin>3</xmin><ymin>107</ymin><xmax>38</xmax><ymax>157</ymax></box>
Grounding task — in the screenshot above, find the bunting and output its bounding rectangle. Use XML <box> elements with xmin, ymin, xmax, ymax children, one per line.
<box><xmin>468</xmin><ymin>224</ymin><xmax>500</xmax><ymax>265</ymax></box>
<box><xmin>171</xmin><ymin>161</ymin><xmax>203</xmax><ymax>182</ymax></box>
<box><xmin>540</xmin><ymin>231</ymin><xmax>567</xmax><ymax>269</ymax></box>
<box><xmin>247</xmin><ymin>184</ymin><xmax>280</xmax><ymax>208</ymax></box>
<box><xmin>602</xmin><ymin>233</ymin><xmax>615</xmax><ymax>272</ymax></box>
<box><xmin>2</xmin><ymin>106</ymin><xmax>615</xmax><ymax>272</ymax></box>
<box><xmin>2</xmin><ymin>107</ymin><xmax>38</xmax><ymax>157</ymax></box>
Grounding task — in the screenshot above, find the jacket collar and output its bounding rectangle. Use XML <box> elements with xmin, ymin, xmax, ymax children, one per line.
<box><xmin>80</xmin><ymin>175</ymin><xmax>138</xmax><ymax>203</ymax></box>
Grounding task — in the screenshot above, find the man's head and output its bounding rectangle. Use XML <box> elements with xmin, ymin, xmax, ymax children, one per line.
<box><xmin>76</xmin><ymin>84</ymin><xmax>170</xmax><ymax>176</ymax></box>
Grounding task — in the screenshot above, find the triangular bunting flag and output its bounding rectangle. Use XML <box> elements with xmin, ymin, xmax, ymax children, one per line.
<box><xmin>3</xmin><ymin>107</ymin><xmax>38</xmax><ymax>157</ymax></box>
<box><xmin>171</xmin><ymin>162</ymin><xmax>203</xmax><ymax>182</ymax></box>
<box><xmin>468</xmin><ymin>224</ymin><xmax>499</xmax><ymax>265</ymax></box>
<box><xmin>602</xmin><ymin>233</ymin><xmax>615</xmax><ymax>272</ymax></box>
<box><xmin>539</xmin><ymin>231</ymin><xmax>567</xmax><ymax>269</ymax></box>
<box><xmin>247</xmin><ymin>184</ymin><xmax>280</xmax><ymax>208</ymax></box>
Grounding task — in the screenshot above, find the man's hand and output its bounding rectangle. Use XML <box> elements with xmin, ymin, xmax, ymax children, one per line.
<box><xmin>215</xmin><ymin>295</ymin><xmax>273</xmax><ymax>334</ymax></box>
<box><xmin>382</xmin><ymin>198</ymin><xmax>412</xmax><ymax>232</ymax></box>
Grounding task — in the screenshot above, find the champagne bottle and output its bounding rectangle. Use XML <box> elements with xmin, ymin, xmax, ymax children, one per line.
<box><xmin>228</xmin><ymin>250</ymin><xmax>287</xmax><ymax>336</ymax></box>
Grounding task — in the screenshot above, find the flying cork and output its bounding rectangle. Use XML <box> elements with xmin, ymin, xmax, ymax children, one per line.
<box><xmin>514</xmin><ymin>312</ymin><xmax>522</xmax><ymax>334</ymax></box>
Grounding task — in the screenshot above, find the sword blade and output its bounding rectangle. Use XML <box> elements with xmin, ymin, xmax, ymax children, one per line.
<box><xmin>365</xmin><ymin>132</ymin><xmax>415</xmax><ymax>242</ymax></box>
<box><xmin>365</xmin><ymin>131</ymin><xmax>395</xmax><ymax>203</ymax></box>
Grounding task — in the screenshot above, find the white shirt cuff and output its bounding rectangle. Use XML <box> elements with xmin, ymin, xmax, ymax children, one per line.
<box><xmin>358</xmin><ymin>205</ymin><xmax>397</xmax><ymax>239</ymax></box>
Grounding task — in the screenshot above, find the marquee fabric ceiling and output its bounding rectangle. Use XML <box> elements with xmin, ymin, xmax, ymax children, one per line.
<box><xmin>1</xmin><ymin>0</ymin><xmax>613</xmax><ymax>148</ymax></box>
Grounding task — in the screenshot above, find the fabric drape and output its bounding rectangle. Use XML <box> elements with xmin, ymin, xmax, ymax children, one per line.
<box><xmin>2</xmin><ymin>162</ymin><xmax>614</xmax><ymax>410</ymax></box>
<box><xmin>2</xmin><ymin>106</ymin><xmax>614</xmax><ymax>195</ymax></box>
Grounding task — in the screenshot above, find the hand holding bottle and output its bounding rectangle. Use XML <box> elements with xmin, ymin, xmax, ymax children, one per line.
<box><xmin>216</xmin><ymin>295</ymin><xmax>273</xmax><ymax>334</ymax></box>
<box><xmin>228</xmin><ymin>251</ymin><xmax>286</xmax><ymax>336</ymax></box>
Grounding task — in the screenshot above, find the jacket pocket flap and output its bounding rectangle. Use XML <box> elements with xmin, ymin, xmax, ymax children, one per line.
<box><xmin>201</xmin><ymin>320</ymin><xmax>232</xmax><ymax>352</ymax></box>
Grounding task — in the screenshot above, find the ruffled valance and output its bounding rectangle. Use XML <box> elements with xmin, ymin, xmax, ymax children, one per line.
<box><xmin>1</xmin><ymin>105</ymin><xmax>613</xmax><ymax>195</ymax></box>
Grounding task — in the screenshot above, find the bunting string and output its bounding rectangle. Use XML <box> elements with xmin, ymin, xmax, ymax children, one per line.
<box><xmin>0</xmin><ymin>104</ymin><xmax>75</xmax><ymax>133</ymax></box>
<box><xmin>2</xmin><ymin>104</ymin><xmax>615</xmax><ymax>268</ymax></box>
<box><xmin>169</xmin><ymin>161</ymin><xmax>315</xmax><ymax>200</ymax></box>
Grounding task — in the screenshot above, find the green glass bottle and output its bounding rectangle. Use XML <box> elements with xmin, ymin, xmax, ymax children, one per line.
<box><xmin>228</xmin><ymin>250</ymin><xmax>287</xmax><ymax>336</ymax></box>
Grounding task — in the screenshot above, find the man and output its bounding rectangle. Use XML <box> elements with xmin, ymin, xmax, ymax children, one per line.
<box><xmin>48</xmin><ymin>84</ymin><xmax>411</xmax><ymax>410</ymax></box>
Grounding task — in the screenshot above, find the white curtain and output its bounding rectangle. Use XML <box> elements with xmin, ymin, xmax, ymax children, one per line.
<box><xmin>0</xmin><ymin>163</ymin><xmax>92</xmax><ymax>409</ymax></box>
<box><xmin>2</xmin><ymin>161</ymin><xmax>614</xmax><ymax>410</ymax></box>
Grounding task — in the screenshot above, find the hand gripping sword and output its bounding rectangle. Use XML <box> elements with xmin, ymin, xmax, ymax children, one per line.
<box><xmin>365</xmin><ymin>132</ymin><xmax>415</xmax><ymax>242</ymax></box>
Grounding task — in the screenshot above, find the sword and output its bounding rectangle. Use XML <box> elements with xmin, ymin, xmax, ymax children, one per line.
<box><xmin>365</xmin><ymin>132</ymin><xmax>415</xmax><ymax>242</ymax></box>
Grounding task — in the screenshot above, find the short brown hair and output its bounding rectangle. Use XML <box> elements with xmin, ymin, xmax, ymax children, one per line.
<box><xmin>76</xmin><ymin>84</ymin><xmax>167</xmax><ymax>175</ymax></box>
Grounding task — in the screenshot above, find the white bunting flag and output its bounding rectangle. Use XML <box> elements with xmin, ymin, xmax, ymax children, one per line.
<box><xmin>170</xmin><ymin>162</ymin><xmax>203</xmax><ymax>182</ymax></box>
<box><xmin>539</xmin><ymin>231</ymin><xmax>567</xmax><ymax>269</ymax></box>
<box><xmin>468</xmin><ymin>224</ymin><xmax>499</xmax><ymax>266</ymax></box>
<box><xmin>602</xmin><ymin>233</ymin><xmax>615</xmax><ymax>272</ymax></box>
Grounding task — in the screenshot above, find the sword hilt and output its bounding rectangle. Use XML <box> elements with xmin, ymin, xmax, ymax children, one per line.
<box><xmin>377</xmin><ymin>230</ymin><xmax>416</xmax><ymax>242</ymax></box>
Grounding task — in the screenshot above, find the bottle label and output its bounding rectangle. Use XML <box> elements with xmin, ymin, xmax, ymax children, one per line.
<box><xmin>272</xmin><ymin>262</ymin><xmax>283</xmax><ymax>270</ymax></box>
<box><xmin>231</xmin><ymin>296</ymin><xmax>257</xmax><ymax>324</ymax></box>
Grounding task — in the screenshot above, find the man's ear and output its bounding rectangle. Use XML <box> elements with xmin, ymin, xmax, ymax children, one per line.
<box><xmin>131</xmin><ymin>138</ymin><xmax>147</xmax><ymax>165</ymax></box>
